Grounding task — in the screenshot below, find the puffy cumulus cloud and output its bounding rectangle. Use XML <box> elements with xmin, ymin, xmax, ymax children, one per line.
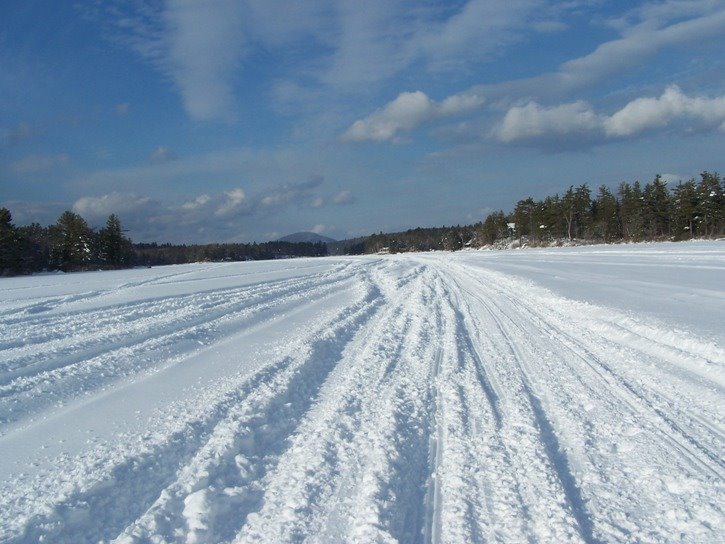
<box><xmin>310</xmin><ymin>224</ymin><xmax>326</xmax><ymax>235</ymax></box>
<box><xmin>215</xmin><ymin>188</ymin><xmax>249</xmax><ymax>217</ymax></box>
<box><xmin>182</xmin><ymin>194</ymin><xmax>211</xmax><ymax>210</ymax></box>
<box><xmin>343</xmin><ymin>91</ymin><xmax>434</xmax><ymax>142</ymax></box>
<box><xmin>497</xmin><ymin>101</ymin><xmax>601</xmax><ymax>143</ymax></box>
<box><xmin>72</xmin><ymin>193</ymin><xmax>156</xmax><ymax>223</ymax></box>
<box><xmin>333</xmin><ymin>190</ymin><xmax>355</xmax><ymax>205</ymax></box>
<box><xmin>343</xmin><ymin>91</ymin><xmax>484</xmax><ymax>142</ymax></box>
<box><xmin>495</xmin><ymin>86</ymin><xmax>725</xmax><ymax>147</ymax></box>
<box><xmin>603</xmin><ymin>85</ymin><xmax>725</xmax><ymax>137</ymax></box>
<box><xmin>149</xmin><ymin>145</ymin><xmax>178</xmax><ymax>163</ymax></box>
<box><xmin>11</xmin><ymin>153</ymin><xmax>69</xmax><ymax>174</ymax></box>
<box><xmin>67</xmin><ymin>177</ymin><xmax>327</xmax><ymax>243</ymax></box>
<box><xmin>257</xmin><ymin>176</ymin><xmax>324</xmax><ymax>212</ymax></box>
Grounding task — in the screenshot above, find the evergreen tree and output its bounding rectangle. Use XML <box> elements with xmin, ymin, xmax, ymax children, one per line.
<box><xmin>99</xmin><ymin>214</ymin><xmax>131</xmax><ymax>266</ymax></box>
<box><xmin>593</xmin><ymin>185</ymin><xmax>619</xmax><ymax>242</ymax></box>
<box><xmin>671</xmin><ymin>179</ymin><xmax>699</xmax><ymax>239</ymax></box>
<box><xmin>642</xmin><ymin>175</ymin><xmax>671</xmax><ymax>238</ymax></box>
<box><xmin>540</xmin><ymin>195</ymin><xmax>562</xmax><ymax>239</ymax></box>
<box><xmin>619</xmin><ymin>181</ymin><xmax>645</xmax><ymax>241</ymax></box>
<box><xmin>697</xmin><ymin>171</ymin><xmax>723</xmax><ymax>237</ymax></box>
<box><xmin>561</xmin><ymin>184</ymin><xmax>591</xmax><ymax>240</ymax></box>
<box><xmin>0</xmin><ymin>208</ymin><xmax>19</xmax><ymax>275</ymax></box>
<box><xmin>50</xmin><ymin>211</ymin><xmax>95</xmax><ymax>271</ymax></box>
<box><xmin>480</xmin><ymin>211</ymin><xmax>509</xmax><ymax>244</ymax></box>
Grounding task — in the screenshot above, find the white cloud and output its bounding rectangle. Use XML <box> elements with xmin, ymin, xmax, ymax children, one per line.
<box><xmin>182</xmin><ymin>194</ymin><xmax>211</xmax><ymax>210</ymax></box>
<box><xmin>73</xmin><ymin>146</ymin><xmax>330</xmax><ymax>196</ymax></box>
<box><xmin>495</xmin><ymin>86</ymin><xmax>725</xmax><ymax>146</ymax></box>
<box><xmin>345</xmin><ymin>5</ymin><xmax>725</xmax><ymax>142</ymax></box>
<box><xmin>558</xmin><ymin>7</ymin><xmax>725</xmax><ymax>88</ymax></box>
<box><xmin>343</xmin><ymin>91</ymin><xmax>435</xmax><ymax>142</ymax></box>
<box><xmin>310</xmin><ymin>223</ymin><xmax>326</xmax><ymax>234</ymax></box>
<box><xmin>215</xmin><ymin>188</ymin><xmax>248</xmax><ymax>217</ymax></box>
<box><xmin>73</xmin><ymin>193</ymin><xmax>155</xmax><ymax>223</ymax></box>
<box><xmin>65</xmin><ymin>177</ymin><xmax>331</xmax><ymax>243</ymax></box>
<box><xmin>162</xmin><ymin>1</ymin><xmax>245</xmax><ymax>121</ymax></box>
<box><xmin>333</xmin><ymin>190</ymin><xmax>355</xmax><ymax>205</ymax></box>
<box><xmin>412</xmin><ymin>0</ymin><xmax>539</xmax><ymax>71</ymax></box>
<box><xmin>497</xmin><ymin>101</ymin><xmax>602</xmax><ymax>143</ymax></box>
<box><xmin>149</xmin><ymin>145</ymin><xmax>178</xmax><ymax>163</ymax></box>
<box><xmin>604</xmin><ymin>85</ymin><xmax>725</xmax><ymax>137</ymax></box>
<box><xmin>11</xmin><ymin>153</ymin><xmax>69</xmax><ymax>174</ymax></box>
<box><xmin>105</xmin><ymin>1</ymin><xmax>245</xmax><ymax>122</ymax></box>
<box><xmin>343</xmin><ymin>90</ymin><xmax>484</xmax><ymax>142</ymax></box>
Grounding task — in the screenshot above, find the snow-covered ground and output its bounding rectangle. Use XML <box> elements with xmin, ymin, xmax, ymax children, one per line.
<box><xmin>1</xmin><ymin>241</ymin><xmax>723</xmax><ymax>543</ymax></box>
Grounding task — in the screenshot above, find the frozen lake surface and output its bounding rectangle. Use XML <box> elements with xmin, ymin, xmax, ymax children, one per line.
<box><xmin>1</xmin><ymin>241</ymin><xmax>723</xmax><ymax>543</ymax></box>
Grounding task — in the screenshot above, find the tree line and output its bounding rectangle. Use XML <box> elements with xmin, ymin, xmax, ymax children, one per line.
<box><xmin>350</xmin><ymin>171</ymin><xmax>723</xmax><ymax>254</ymax></box>
<box><xmin>0</xmin><ymin>210</ymin><xmax>134</xmax><ymax>276</ymax></box>
<box><xmin>0</xmin><ymin>209</ymin><xmax>327</xmax><ymax>276</ymax></box>
<box><xmin>2</xmin><ymin>170</ymin><xmax>722</xmax><ymax>274</ymax></box>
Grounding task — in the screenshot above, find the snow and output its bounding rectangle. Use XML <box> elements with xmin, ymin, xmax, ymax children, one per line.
<box><xmin>0</xmin><ymin>242</ymin><xmax>723</xmax><ymax>543</ymax></box>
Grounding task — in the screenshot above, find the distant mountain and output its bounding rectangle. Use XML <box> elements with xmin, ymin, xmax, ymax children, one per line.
<box><xmin>277</xmin><ymin>232</ymin><xmax>336</xmax><ymax>244</ymax></box>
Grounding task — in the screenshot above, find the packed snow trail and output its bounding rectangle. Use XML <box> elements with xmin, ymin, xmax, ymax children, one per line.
<box><xmin>0</xmin><ymin>243</ymin><xmax>723</xmax><ymax>543</ymax></box>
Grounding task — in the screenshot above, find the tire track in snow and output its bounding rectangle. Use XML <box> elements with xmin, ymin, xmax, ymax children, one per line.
<box><xmin>432</xmin><ymin>260</ymin><xmax>588</xmax><ymax>543</ymax></box>
<box><xmin>2</xmin><ymin>252</ymin><xmax>723</xmax><ymax>543</ymax></box>
<box><xmin>0</xmin><ymin>267</ymin><xmax>380</xmax><ymax>544</ymax></box>
<box><xmin>485</xmin><ymin>269</ymin><xmax>725</xmax><ymax>479</ymax></box>
<box><xmin>427</xmin><ymin>269</ymin><xmax>536</xmax><ymax>542</ymax></box>
<box><xmin>233</xmin><ymin>261</ymin><xmax>441</xmax><ymax>544</ymax></box>
<box><xmin>447</xmin><ymin>260</ymin><xmax>723</xmax><ymax>542</ymax></box>
<box><xmin>115</xmin><ymin>286</ymin><xmax>384</xmax><ymax>544</ymax></box>
<box><xmin>0</xmin><ymin>264</ymin><xmax>361</xmax><ymax>430</ymax></box>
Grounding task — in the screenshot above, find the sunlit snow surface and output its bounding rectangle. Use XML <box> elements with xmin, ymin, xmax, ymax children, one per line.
<box><xmin>1</xmin><ymin>241</ymin><xmax>723</xmax><ymax>543</ymax></box>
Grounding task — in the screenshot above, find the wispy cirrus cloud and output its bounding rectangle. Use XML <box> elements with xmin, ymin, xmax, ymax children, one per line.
<box><xmin>0</xmin><ymin>122</ymin><xmax>38</xmax><ymax>149</ymax></box>
<box><xmin>97</xmin><ymin>0</ymin><xmax>246</xmax><ymax>122</ymax></box>
<box><xmin>10</xmin><ymin>153</ymin><xmax>69</xmax><ymax>174</ymax></box>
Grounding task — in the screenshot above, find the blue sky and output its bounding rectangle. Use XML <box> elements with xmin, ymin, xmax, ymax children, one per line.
<box><xmin>1</xmin><ymin>0</ymin><xmax>724</xmax><ymax>243</ymax></box>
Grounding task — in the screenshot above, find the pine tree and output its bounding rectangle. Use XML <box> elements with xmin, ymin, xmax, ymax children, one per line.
<box><xmin>50</xmin><ymin>211</ymin><xmax>95</xmax><ymax>271</ymax></box>
<box><xmin>99</xmin><ymin>214</ymin><xmax>130</xmax><ymax>267</ymax></box>
<box><xmin>593</xmin><ymin>185</ymin><xmax>619</xmax><ymax>242</ymax></box>
<box><xmin>642</xmin><ymin>175</ymin><xmax>671</xmax><ymax>238</ymax></box>
<box><xmin>697</xmin><ymin>171</ymin><xmax>723</xmax><ymax>237</ymax></box>
<box><xmin>0</xmin><ymin>208</ymin><xmax>19</xmax><ymax>275</ymax></box>
<box><xmin>671</xmin><ymin>179</ymin><xmax>699</xmax><ymax>239</ymax></box>
<box><xmin>619</xmin><ymin>181</ymin><xmax>645</xmax><ymax>241</ymax></box>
